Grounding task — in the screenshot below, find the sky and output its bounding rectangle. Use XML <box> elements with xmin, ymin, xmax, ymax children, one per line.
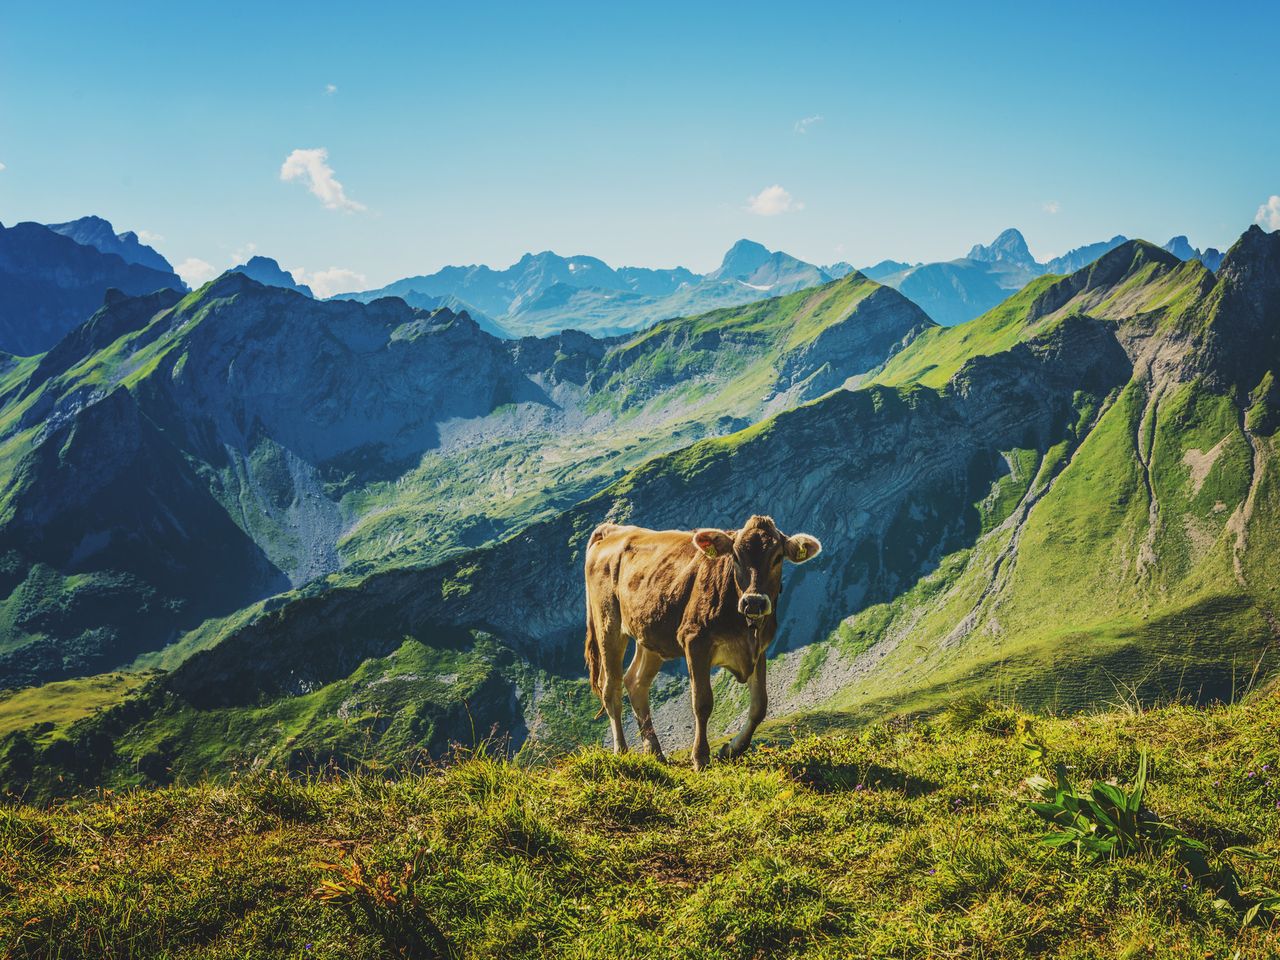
<box><xmin>2</xmin><ymin>1</ymin><xmax>1278</xmax><ymax>295</ymax></box>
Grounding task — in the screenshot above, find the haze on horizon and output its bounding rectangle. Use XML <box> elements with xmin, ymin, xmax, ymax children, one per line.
<box><xmin>2</xmin><ymin>0</ymin><xmax>1278</xmax><ymax>295</ymax></box>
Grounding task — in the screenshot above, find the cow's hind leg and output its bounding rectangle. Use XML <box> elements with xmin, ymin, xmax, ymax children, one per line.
<box><xmin>624</xmin><ymin>645</ymin><xmax>667</xmax><ymax>761</ymax></box>
<box><xmin>594</xmin><ymin>604</ymin><xmax>629</xmax><ymax>753</ymax></box>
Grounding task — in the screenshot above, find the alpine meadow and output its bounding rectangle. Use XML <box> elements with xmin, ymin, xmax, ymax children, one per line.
<box><xmin>2</xmin><ymin>3</ymin><xmax>1280</xmax><ymax>957</ymax></box>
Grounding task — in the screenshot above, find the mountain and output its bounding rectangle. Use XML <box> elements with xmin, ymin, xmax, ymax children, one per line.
<box><xmin>229</xmin><ymin>256</ymin><xmax>314</xmax><ymax>297</ymax></box>
<box><xmin>0</xmin><ymin>220</ymin><xmax>186</xmax><ymax>355</ymax></box>
<box><xmin>1164</xmin><ymin>235</ymin><xmax>1225</xmax><ymax>271</ymax></box>
<box><xmin>341</xmin><ymin>250</ymin><xmax>696</xmax><ymax>327</ymax></box>
<box><xmin>0</xmin><ymin>270</ymin><xmax>932</xmax><ymax>695</ymax></box>
<box><xmin>337</xmin><ymin>242</ymin><xmax>836</xmax><ymax>339</ymax></box>
<box><xmin>46</xmin><ymin>215</ymin><xmax>175</xmax><ymax>274</ymax></box>
<box><xmin>965</xmin><ymin>227</ymin><xmax>1037</xmax><ymax>267</ymax></box>
<box><xmin>392</xmin><ymin>290</ymin><xmax>511</xmax><ymax>338</ymax></box>
<box><xmin>5</xmin><ymin>228</ymin><xmax>1279</xmax><ymax>798</ymax></box>
<box><xmin>874</xmin><ymin>260</ymin><xmax>1014</xmax><ymax>327</ymax></box>
<box><xmin>821</xmin><ymin>261</ymin><xmax>856</xmax><ymax>280</ymax></box>
<box><xmin>860</xmin><ymin>259</ymin><xmax>917</xmax><ymax>282</ymax></box>
<box><xmin>708</xmin><ymin>240</ymin><xmax>831</xmax><ymax>292</ymax></box>
<box><xmin>870</xmin><ymin>228</ymin><xmax>1044</xmax><ymax>326</ymax></box>
<box><xmin>875</xmin><ymin>228</ymin><xmax>1207</xmax><ymax>326</ymax></box>
<box><xmin>1043</xmin><ymin>234</ymin><xmax>1129</xmax><ymax>274</ymax></box>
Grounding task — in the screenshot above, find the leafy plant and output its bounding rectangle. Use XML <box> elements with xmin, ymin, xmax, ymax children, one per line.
<box><xmin>1027</xmin><ymin>750</ymin><xmax>1279</xmax><ymax>927</ymax></box>
<box><xmin>1025</xmin><ymin>751</ymin><xmax>1177</xmax><ymax>860</ymax></box>
<box><xmin>314</xmin><ymin>849</ymin><xmax>456</xmax><ymax>959</ymax></box>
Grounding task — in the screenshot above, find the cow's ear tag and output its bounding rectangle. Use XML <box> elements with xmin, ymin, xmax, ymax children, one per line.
<box><xmin>795</xmin><ymin>544</ymin><xmax>807</xmax><ymax>561</ymax></box>
<box><xmin>704</xmin><ymin>544</ymin><xmax>717</xmax><ymax>559</ymax></box>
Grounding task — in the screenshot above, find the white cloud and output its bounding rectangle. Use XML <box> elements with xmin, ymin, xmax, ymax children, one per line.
<box><xmin>1256</xmin><ymin>195</ymin><xmax>1280</xmax><ymax>231</ymax></box>
<box><xmin>230</xmin><ymin>241</ymin><xmax>258</xmax><ymax>264</ymax></box>
<box><xmin>175</xmin><ymin>257</ymin><xmax>218</xmax><ymax>288</ymax></box>
<box><xmin>136</xmin><ymin>229</ymin><xmax>164</xmax><ymax>244</ymax></box>
<box><xmin>280</xmin><ymin>147</ymin><xmax>366</xmax><ymax>212</ymax></box>
<box><xmin>290</xmin><ymin>266</ymin><xmax>367</xmax><ymax>299</ymax></box>
<box><xmin>746</xmin><ymin>184</ymin><xmax>802</xmax><ymax>216</ymax></box>
<box><xmin>794</xmin><ymin>115</ymin><xmax>823</xmax><ymax>134</ymax></box>
<box><xmin>0</xmin><ymin>162</ymin><xmax>6</xmax><ymax>173</ymax></box>
<box><xmin>325</xmin><ymin>83</ymin><xmax>337</xmax><ymax>95</ymax></box>
<box><xmin>1043</xmin><ymin>200</ymin><xmax>1062</xmax><ymax>214</ymax></box>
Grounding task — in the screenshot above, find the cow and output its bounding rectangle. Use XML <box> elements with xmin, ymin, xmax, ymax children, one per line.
<box><xmin>583</xmin><ymin>515</ymin><xmax>822</xmax><ymax>770</ymax></box>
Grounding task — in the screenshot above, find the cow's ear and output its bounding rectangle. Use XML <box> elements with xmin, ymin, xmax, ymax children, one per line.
<box><xmin>692</xmin><ymin>528</ymin><xmax>734</xmax><ymax>559</ymax></box>
<box><xmin>784</xmin><ymin>534</ymin><xmax>822</xmax><ymax>563</ymax></box>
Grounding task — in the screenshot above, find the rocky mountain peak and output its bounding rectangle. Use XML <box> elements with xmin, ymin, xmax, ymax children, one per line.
<box><xmin>45</xmin><ymin>215</ymin><xmax>175</xmax><ymax>274</ymax></box>
<box><xmin>966</xmin><ymin>228</ymin><xmax>1036</xmax><ymax>266</ymax></box>
<box><xmin>229</xmin><ymin>256</ymin><xmax>313</xmax><ymax>297</ymax></box>
<box><xmin>712</xmin><ymin>239</ymin><xmax>773</xmax><ymax>279</ymax></box>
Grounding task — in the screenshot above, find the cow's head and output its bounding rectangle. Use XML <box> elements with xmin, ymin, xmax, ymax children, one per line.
<box><xmin>692</xmin><ymin>515</ymin><xmax>822</xmax><ymax>621</ymax></box>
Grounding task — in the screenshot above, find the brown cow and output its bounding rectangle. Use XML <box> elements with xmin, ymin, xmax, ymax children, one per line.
<box><xmin>584</xmin><ymin>515</ymin><xmax>822</xmax><ymax>770</ymax></box>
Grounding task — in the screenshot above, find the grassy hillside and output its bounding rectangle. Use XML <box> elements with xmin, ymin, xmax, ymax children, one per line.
<box><xmin>0</xmin><ymin>672</ymin><xmax>152</xmax><ymax>742</ymax></box>
<box><xmin>3</xmin><ymin>693</ymin><xmax>1279</xmax><ymax>958</ymax></box>
<box><xmin>752</xmin><ymin>234</ymin><xmax>1280</xmax><ymax>727</ymax></box>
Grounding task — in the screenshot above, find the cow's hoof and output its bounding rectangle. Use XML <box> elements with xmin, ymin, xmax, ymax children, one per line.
<box><xmin>717</xmin><ymin>744</ymin><xmax>733</xmax><ymax>761</ymax></box>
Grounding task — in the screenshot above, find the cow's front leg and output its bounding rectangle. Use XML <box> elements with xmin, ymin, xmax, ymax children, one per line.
<box><xmin>721</xmin><ymin>649</ymin><xmax>767</xmax><ymax>760</ymax></box>
<box><xmin>684</xmin><ymin>640</ymin><xmax>713</xmax><ymax>771</ymax></box>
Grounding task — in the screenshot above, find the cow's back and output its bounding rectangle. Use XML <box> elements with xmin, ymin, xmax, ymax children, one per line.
<box><xmin>585</xmin><ymin>524</ymin><xmax>705</xmax><ymax>657</ymax></box>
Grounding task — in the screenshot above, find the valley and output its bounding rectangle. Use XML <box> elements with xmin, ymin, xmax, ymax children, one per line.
<box><xmin>2</xmin><ymin>225</ymin><xmax>1277</xmax><ymax>801</ymax></box>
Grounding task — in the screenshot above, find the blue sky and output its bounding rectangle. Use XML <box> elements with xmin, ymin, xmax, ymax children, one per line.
<box><xmin>2</xmin><ymin>1</ymin><xmax>1278</xmax><ymax>294</ymax></box>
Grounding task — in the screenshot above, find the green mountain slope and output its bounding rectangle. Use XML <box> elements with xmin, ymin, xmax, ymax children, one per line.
<box><xmin>0</xmin><ymin>270</ymin><xmax>932</xmax><ymax>688</ymax></box>
<box><xmin>5</xmin><ymin>230</ymin><xmax>1279</xmax><ymax>798</ymax></box>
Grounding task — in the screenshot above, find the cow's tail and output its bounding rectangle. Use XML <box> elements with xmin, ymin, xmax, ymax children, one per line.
<box><xmin>584</xmin><ymin>524</ymin><xmax>615</xmax><ymax>720</ymax></box>
<box><xmin>585</xmin><ymin>609</ymin><xmax>606</xmax><ymax>719</ymax></box>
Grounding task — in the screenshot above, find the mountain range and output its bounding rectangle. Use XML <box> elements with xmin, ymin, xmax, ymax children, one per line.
<box><xmin>866</xmin><ymin>228</ymin><xmax>1227</xmax><ymax>326</ymax></box>
<box><xmin>331</xmin><ymin>230</ymin><xmax>1228</xmax><ymax>337</ymax></box>
<box><xmin>334</xmin><ymin>239</ymin><xmax>834</xmax><ymax>338</ymax></box>
<box><xmin>1</xmin><ymin>221</ymin><xmax>1277</xmax><ymax>798</ymax></box>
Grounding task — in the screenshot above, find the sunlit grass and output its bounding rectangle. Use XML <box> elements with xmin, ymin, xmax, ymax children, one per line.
<box><xmin>2</xmin><ymin>693</ymin><xmax>1278</xmax><ymax>958</ymax></box>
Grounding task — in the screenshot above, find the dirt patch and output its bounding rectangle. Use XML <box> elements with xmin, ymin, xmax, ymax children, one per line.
<box><xmin>1182</xmin><ymin>435</ymin><xmax>1229</xmax><ymax>496</ymax></box>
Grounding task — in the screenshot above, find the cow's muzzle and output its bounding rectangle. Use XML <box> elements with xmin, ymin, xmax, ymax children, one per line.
<box><xmin>739</xmin><ymin>593</ymin><xmax>772</xmax><ymax>620</ymax></box>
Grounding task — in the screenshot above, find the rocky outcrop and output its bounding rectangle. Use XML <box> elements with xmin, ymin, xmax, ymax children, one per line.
<box><xmin>0</xmin><ymin>221</ymin><xmax>184</xmax><ymax>355</ymax></box>
<box><xmin>229</xmin><ymin>256</ymin><xmax>314</xmax><ymax>297</ymax></box>
<box><xmin>46</xmin><ymin>215</ymin><xmax>175</xmax><ymax>274</ymax></box>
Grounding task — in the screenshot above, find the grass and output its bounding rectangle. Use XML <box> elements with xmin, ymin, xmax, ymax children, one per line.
<box><xmin>0</xmin><ymin>672</ymin><xmax>153</xmax><ymax>744</ymax></box>
<box><xmin>2</xmin><ymin>694</ymin><xmax>1279</xmax><ymax>958</ymax></box>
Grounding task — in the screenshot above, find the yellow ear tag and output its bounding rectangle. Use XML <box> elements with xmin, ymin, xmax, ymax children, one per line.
<box><xmin>704</xmin><ymin>545</ymin><xmax>717</xmax><ymax>559</ymax></box>
<box><xmin>796</xmin><ymin>545</ymin><xmax>807</xmax><ymax>561</ymax></box>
